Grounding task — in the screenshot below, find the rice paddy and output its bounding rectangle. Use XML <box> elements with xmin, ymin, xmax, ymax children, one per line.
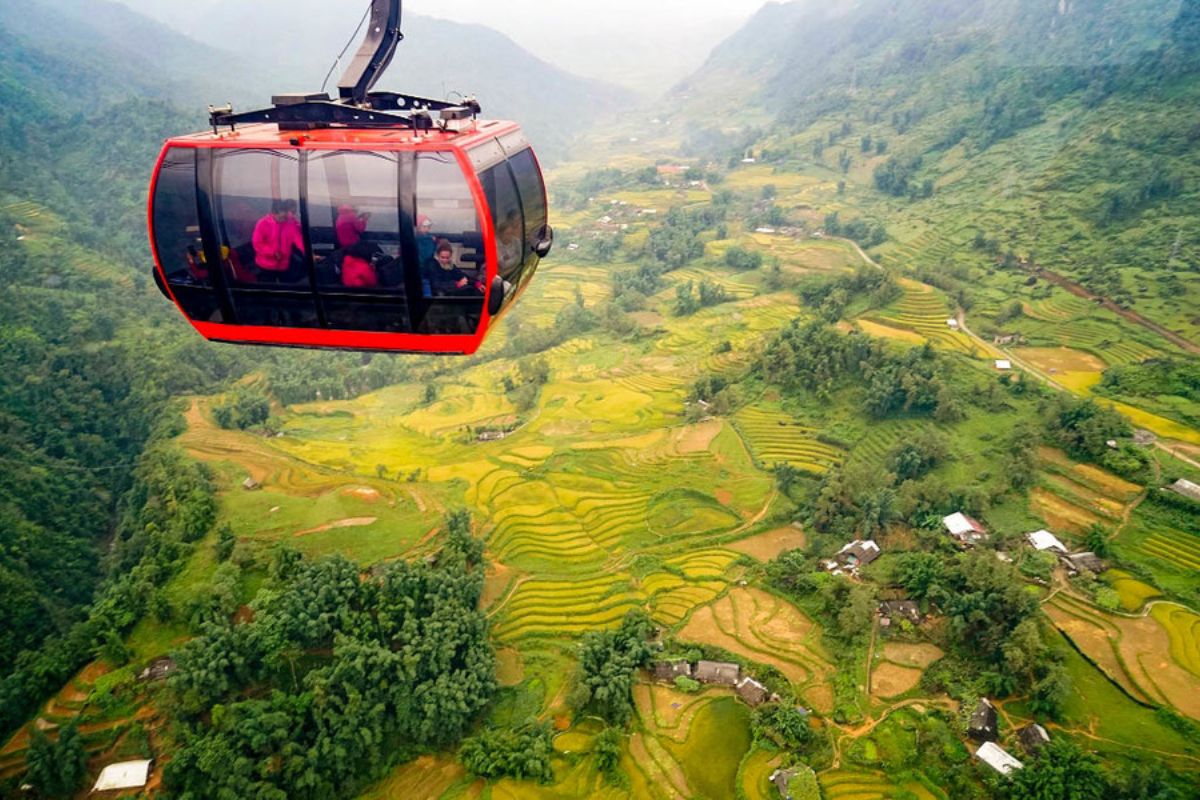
<box><xmin>865</xmin><ymin>279</ymin><xmax>978</xmax><ymax>354</ymax></box>
<box><xmin>732</xmin><ymin>406</ymin><xmax>844</xmax><ymax>473</ymax></box>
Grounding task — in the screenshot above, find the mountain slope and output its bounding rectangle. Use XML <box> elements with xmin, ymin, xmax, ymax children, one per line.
<box><xmin>669</xmin><ymin>0</ymin><xmax>1200</xmax><ymax>343</ymax></box>
<box><xmin>170</xmin><ymin>1</ymin><xmax>634</xmax><ymax>161</ymax></box>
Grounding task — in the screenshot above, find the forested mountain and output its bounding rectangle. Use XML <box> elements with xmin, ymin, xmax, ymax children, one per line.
<box><xmin>115</xmin><ymin>0</ymin><xmax>633</xmax><ymax>161</ymax></box>
<box><xmin>671</xmin><ymin>0</ymin><xmax>1200</xmax><ymax>340</ymax></box>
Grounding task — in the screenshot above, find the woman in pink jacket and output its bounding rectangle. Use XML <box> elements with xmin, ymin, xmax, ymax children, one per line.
<box><xmin>252</xmin><ymin>199</ymin><xmax>306</xmax><ymax>282</ymax></box>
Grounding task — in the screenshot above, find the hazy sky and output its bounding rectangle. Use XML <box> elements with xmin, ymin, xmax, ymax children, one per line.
<box><xmin>114</xmin><ymin>0</ymin><xmax>773</xmax><ymax>94</ymax></box>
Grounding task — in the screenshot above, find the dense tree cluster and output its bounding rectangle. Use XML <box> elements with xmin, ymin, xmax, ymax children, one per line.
<box><xmin>163</xmin><ymin>512</ymin><xmax>495</xmax><ymax>799</ymax></box>
<box><xmin>646</xmin><ymin>206</ymin><xmax>725</xmax><ymax>269</ymax></box>
<box><xmin>1044</xmin><ymin>397</ymin><xmax>1131</xmax><ymax>461</ymax></box>
<box><xmin>211</xmin><ymin>388</ymin><xmax>271</xmax><ymax>430</ymax></box>
<box><xmin>674</xmin><ymin>279</ymin><xmax>731</xmax><ymax>316</ymax></box>
<box><xmin>568</xmin><ymin>611</ymin><xmax>654</xmax><ymax>724</ymax></box>
<box><xmin>0</xmin><ymin>434</ymin><xmax>217</xmax><ymax>740</ymax></box>
<box><xmin>460</xmin><ymin>723</ymin><xmax>554</xmax><ymax>783</ymax></box>
<box><xmin>797</xmin><ymin>268</ymin><xmax>901</xmax><ymax>322</ymax></box>
<box><xmin>23</xmin><ymin>722</ymin><xmax>87</xmax><ymax>799</ymax></box>
<box><xmin>759</xmin><ymin>321</ymin><xmax>958</xmax><ymax>421</ymax></box>
<box><xmin>822</xmin><ymin>211</ymin><xmax>888</xmax><ymax>247</ymax></box>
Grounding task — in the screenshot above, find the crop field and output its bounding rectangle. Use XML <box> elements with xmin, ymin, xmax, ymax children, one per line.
<box><xmin>732</xmin><ymin>406</ymin><xmax>844</xmax><ymax>473</ymax></box>
<box><xmin>727</xmin><ymin>525</ymin><xmax>807</xmax><ymax>561</ymax></box>
<box><xmin>1044</xmin><ymin>593</ymin><xmax>1200</xmax><ymax>718</ymax></box>
<box><xmin>1012</xmin><ymin>346</ymin><xmax>1106</xmax><ymax>392</ymax></box>
<box><xmin>1019</xmin><ymin>315</ymin><xmax>1163</xmax><ymax>366</ymax></box>
<box><xmin>819</xmin><ymin>769</ymin><xmax>942</xmax><ymax>800</ymax></box>
<box><xmin>1029</xmin><ymin>447</ymin><xmax>1140</xmax><ymax>535</ymax></box>
<box><xmin>866</xmin><ymin>279</ymin><xmax>977</xmax><ymax>354</ymax></box>
<box><xmin>677</xmin><ymin>587</ymin><xmax>834</xmax><ymax>712</ymax></box>
<box><xmin>871</xmin><ymin>643</ymin><xmax>944</xmax><ymax>700</ymax></box>
<box><xmin>1104</xmin><ymin>570</ymin><xmax>1164</xmax><ymax>612</ymax></box>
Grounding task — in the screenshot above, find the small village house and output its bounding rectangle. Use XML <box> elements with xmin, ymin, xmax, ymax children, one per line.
<box><xmin>652</xmin><ymin>661</ymin><xmax>692</xmax><ymax>682</ymax></box>
<box><xmin>735</xmin><ymin>676</ymin><xmax>769</xmax><ymax>706</ymax></box>
<box><xmin>695</xmin><ymin>660</ymin><xmax>740</xmax><ymax>686</ymax></box>
<box><xmin>1025</xmin><ymin>530</ymin><xmax>1067</xmax><ymax>554</ymax></box>
<box><xmin>943</xmin><ymin>512</ymin><xmax>988</xmax><ymax>545</ymax></box>
<box><xmin>93</xmin><ymin>760</ymin><xmax>154</xmax><ymax>793</ymax></box>
<box><xmin>975</xmin><ymin>742</ymin><xmax>1023</xmax><ymax>775</ymax></box>
<box><xmin>823</xmin><ymin>539</ymin><xmax>881</xmax><ymax>576</ymax></box>
<box><xmin>1062</xmin><ymin>551</ymin><xmax>1105</xmax><ymax>575</ymax></box>
<box><xmin>1169</xmin><ymin>478</ymin><xmax>1200</xmax><ymax>503</ymax></box>
<box><xmin>1019</xmin><ymin>723</ymin><xmax>1051</xmax><ymax>754</ymax></box>
<box><xmin>769</xmin><ymin>769</ymin><xmax>796</xmax><ymax>799</ymax></box>
<box><xmin>995</xmin><ymin>359</ymin><xmax>1012</xmax><ymax>371</ymax></box>
<box><xmin>879</xmin><ymin>600</ymin><xmax>922</xmax><ymax>628</ymax></box>
<box><xmin>968</xmin><ymin>698</ymin><xmax>999</xmax><ymax>742</ymax></box>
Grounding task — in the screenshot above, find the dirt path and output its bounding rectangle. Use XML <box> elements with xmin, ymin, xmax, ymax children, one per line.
<box><xmin>863</xmin><ymin>615</ymin><xmax>879</xmax><ymax>697</ymax></box>
<box><xmin>827</xmin><ymin>696</ymin><xmax>958</xmax><ymax>767</ymax></box>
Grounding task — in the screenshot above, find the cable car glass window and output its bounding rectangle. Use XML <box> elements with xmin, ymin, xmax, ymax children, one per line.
<box><xmin>415</xmin><ymin>152</ymin><xmax>484</xmax><ymax>334</ymax></box>
<box><xmin>307</xmin><ymin>150</ymin><xmax>410</xmax><ymax>332</ymax></box>
<box><xmin>213</xmin><ymin>149</ymin><xmax>319</xmax><ymax>328</ymax></box>
<box><xmin>478</xmin><ymin>159</ymin><xmax>523</xmax><ymax>308</ymax></box>
<box><xmin>507</xmin><ymin>147</ymin><xmax>547</xmax><ymax>289</ymax></box>
<box><xmin>153</xmin><ymin>148</ymin><xmax>224</xmax><ymax>322</ymax></box>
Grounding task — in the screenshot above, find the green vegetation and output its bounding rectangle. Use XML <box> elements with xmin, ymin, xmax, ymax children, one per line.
<box><xmin>163</xmin><ymin>513</ymin><xmax>494</xmax><ymax>798</ymax></box>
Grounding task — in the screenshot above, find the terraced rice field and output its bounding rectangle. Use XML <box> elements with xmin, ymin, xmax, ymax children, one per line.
<box><xmin>1020</xmin><ymin>316</ymin><xmax>1162</xmax><ymax>366</ymax></box>
<box><xmin>1045</xmin><ymin>593</ymin><xmax>1200</xmax><ymax>718</ymax></box>
<box><xmin>1104</xmin><ymin>570</ymin><xmax>1163</xmax><ymax>612</ymax></box>
<box><xmin>871</xmin><ymin>643</ymin><xmax>944</xmax><ymax>700</ymax></box>
<box><xmin>677</xmin><ymin>587</ymin><xmax>834</xmax><ymax>711</ymax></box>
<box><xmin>819</xmin><ymin>769</ymin><xmax>941</xmax><ymax>800</ymax></box>
<box><xmin>1031</xmin><ymin>447</ymin><xmax>1140</xmax><ymax>535</ymax></box>
<box><xmin>733</xmin><ymin>406</ymin><xmax>844</xmax><ymax>473</ymax></box>
<box><xmin>867</xmin><ymin>279</ymin><xmax>976</xmax><ymax>354</ymax></box>
<box><xmin>1136</xmin><ymin>530</ymin><xmax>1200</xmax><ymax>573</ymax></box>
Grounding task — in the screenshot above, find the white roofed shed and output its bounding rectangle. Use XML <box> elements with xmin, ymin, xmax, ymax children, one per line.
<box><xmin>93</xmin><ymin>759</ymin><xmax>153</xmax><ymax>792</ymax></box>
<box><xmin>975</xmin><ymin>742</ymin><xmax>1023</xmax><ymax>775</ymax></box>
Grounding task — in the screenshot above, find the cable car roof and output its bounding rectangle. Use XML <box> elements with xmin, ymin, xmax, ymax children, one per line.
<box><xmin>165</xmin><ymin>119</ymin><xmax>523</xmax><ymax>150</ymax></box>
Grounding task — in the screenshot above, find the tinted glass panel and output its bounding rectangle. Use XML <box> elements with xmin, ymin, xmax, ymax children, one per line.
<box><xmin>479</xmin><ymin>159</ymin><xmax>524</xmax><ymax>309</ymax></box>
<box><xmin>507</xmin><ymin>147</ymin><xmax>548</xmax><ymax>291</ymax></box>
<box><xmin>415</xmin><ymin>152</ymin><xmax>484</xmax><ymax>334</ymax></box>
<box><xmin>213</xmin><ymin>149</ymin><xmax>318</xmax><ymax>328</ymax></box>
<box><xmin>307</xmin><ymin>150</ymin><xmax>410</xmax><ymax>332</ymax></box>
<box><xmin>153</xmin><ymin>148</ymin><xmax>223</xmax><ymax>322</ymax></box>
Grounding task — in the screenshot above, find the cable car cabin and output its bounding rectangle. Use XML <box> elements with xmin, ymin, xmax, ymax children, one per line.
<box><xmin>149</xmin><ymin>121</ymin><xmax>550</xmax><ymax>354</ymax></box>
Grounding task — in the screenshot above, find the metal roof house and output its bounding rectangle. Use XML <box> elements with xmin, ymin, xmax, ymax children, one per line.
<box><xmin>968</xmin><ymin>698</ymin><xmax>999</xmax><ymax>742</ymax></box>
<box><xmin>1026</xmin><ymin>530</ymin><xmax>1068</xmax><ymax>554</ymax></box>
<box><xmin>944</xmin><ymin>512</ymin><xmax>988</xmax><ymax>545</ymax></box>
<box><xmin>695</xmin><ymin>660</ymin><xmax>740</xmax><ymax>685</ymax></box>
<box><xmin>976</xmin><ymin>742</ymin><xmax>1023</xmax><ymax>775</ymax></box>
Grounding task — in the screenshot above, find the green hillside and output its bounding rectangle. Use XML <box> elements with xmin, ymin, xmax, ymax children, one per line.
<box><xmin>1</xmin><ymin>1</ymin><xmax>1199</xmax><ymax>799</ymax></box>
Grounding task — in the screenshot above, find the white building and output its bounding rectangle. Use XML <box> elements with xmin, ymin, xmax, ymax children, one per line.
<box><xmin>93</xmin><ymin>760</ymin><xmax>153</xmax><ymax>792</ymax></box>
<box><xmin>1026</xmin><ymin>530</ymin><xmax>1068</xmax><ymax>554</ymax></box>
<box><xmin>943</xmin><ymin>512</ymin><xmax>988</xmax><ymax>545</ymax></box>
<box><xmin>975</xmin><ymin>742</ymin><xmax>1023</xmax><ymax>776</ymax></box>
<box><xmin>995</xmin><ymin>359</ymin><xmax>1012</xmax><ymax>370</ymax></box>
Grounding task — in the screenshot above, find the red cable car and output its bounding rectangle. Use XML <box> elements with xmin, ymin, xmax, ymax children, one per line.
<box><xmin>148</xmin><ymin>0</ymin><xmax>552</xmax><ymax>355</ymax></box>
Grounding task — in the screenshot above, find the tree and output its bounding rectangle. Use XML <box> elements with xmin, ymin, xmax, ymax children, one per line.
<box><xmin>998</xmin><ymin>738</ymin><xmax>1107</xmax><ymax>800</ymax></box>
<box><xmin>423</xmin><ymin>382</ymin><xmax>439</xmax><ymax>404</ymax></box>
<box><xmin>593</xmin><ymin>727</ymin><xmax>623</xmax><ymax>784</ymax></box>
<box><xmin>774</xmin><ymin>462</ymin><xmax>800</xmax><ymax>496</ymax></box>
<box><xmin>215</xmin><ymin>523</ymin><xmax>236</xmax><ymax>562</ymax></box>
<box><xmin>572</xmin><ymin>611</ymin><xmax>654</xmax><ymax>724</ymax></box>
<box><xmin>24</xmin><ymin>722</ymin><xmax>87</xmax><ymax>798</ymax></box>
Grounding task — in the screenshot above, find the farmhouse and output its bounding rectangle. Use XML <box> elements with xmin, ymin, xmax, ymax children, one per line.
<box><xmin>242</xmin><ymin>476</ymin><xmax>261</xmax><ymax>491</ymax></box>
<box><xmin>1169</xmin><ymin>478</ymin><xmax>1200</xmax><ymax>503</ymax></box>
<box><xmin>1019</xmin><ymin>723</ymin><xmax>1051</xmax><ymax>754</ymax></box>
<box><xmin>995</xmin><ymin>359</ymin><xmax>1012</xmax><ymax>371</ymax></box>
<box><xmin>1063</xmin><ymin>551</ymin><xmax>1105</xmax><ymax>574</ymax></box>
<box><xmin>993</xmin><ymin>333</ymin><xmax>1020</xmax><ymax>345</ymax></box>
<box><xmin>769</xmin><ymin>769</ymin><xmax>796</xmax><ymax>799</ymax></box>
<box><xmin>946</xmin><ymin>318</ymin><xmax>959</xmax><ymax>329</ymax></box>
<box><xmin>943</xmin><ymin>512</ymin><xmax>988</xmax><ymax>545</ymax></box>
<box><xmin>736</xmin><ymin>676</ymin><xmax>770</xmax><ymax>706</ymax></box>
<box><xmin>695</xmin><ymin>660</ymin><xmax>740</xmax><ymax>685</ymax></box>
<box><xmin>823</xmin><ymin>539</ymin><xmax>881</xmax><ymax>575</ymax></box>
<box><xmin>879</xmin><ymin>600</ymin><xmax>922</xmax><ymax>627</ymax></box>
<box><xmin>968</xmin><ymin>698</ymin><xmax>999</xmax><ymax>742</ymax></box>
<box><xmin>137</xmin><ymin>656</ymin><xmax>176</xmax><ymax>683</ymax></box>
<box><xmin>93</xmin><ymin>760</ymin><xmax>154</xmax><ymax>792</ymax></box>
<box><xmin>652</xmin><ymin>660</ymin><xmax>692</xmax><ymax>682</ymax></box>
<box><xmin>1026</xmin><ymin>530</ymin><xmax>1067</xmax><ymax>554</ymax></box>
<box><xmin>975</xmin><ymin>742</ymin><xmax>1023</xmax><ymax>775</ymax></box>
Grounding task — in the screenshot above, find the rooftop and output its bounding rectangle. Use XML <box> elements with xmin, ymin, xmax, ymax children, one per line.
<box><xmin>976</xmin><ymin>742</ymin><xmax>1023</xmax><ymax>775</ymax></box>
<box><xmin>1026</xmin><ymin>530</ymin><xmax>1067</xmax><ymax>553</ymax></box>
<box><xmin>93</xmin><ymin>760</ymin><xmax>153</xmax><ymax>792</ymax></box>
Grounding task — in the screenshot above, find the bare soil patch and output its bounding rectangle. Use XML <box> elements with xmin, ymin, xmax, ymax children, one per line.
<box><xmin>675</xmin><ymin>419</ymin><xmax>722</xmax><ymax>453</ymax></box>
<box><xmin>344</xmin><ymin>486</ymin><xmax>381</xmax><ymax>503</ymax></box>
<box><xmin>880</xmin><ymin>643</ymin><xmax>944</xmax><ymax>669</ymax></box>
<box><xmin>803</xmin><ymin>685</ymin><xmax>834</xmax><ymax>714</ymax></box>
<box><xmin>481</xmin><ymin>562</ymin><xmax>516</xmax><ymax>609</ymax></box>
<box><xmin>715</xmin><ymin>489</ymin><xmax>734</xmax><ymax>506</ymax></box>
<box><xmin>293</xmin><ymin>517</ymin><xmax>377</xmax><ymax>537</ymax></box>
<box><xmin>870</xmin><ymin>663</ymin><xmax>924</xmax><ymax>698</ymax></box>
<box><xmin>728</xmin><ymin>527</ymin><xmax>807</xmax><ymax>561</ymax></box>
<box><xmin>1030</xmin><ymin>488</ymin><xmax>1101</xmax><ymax>534</ymax></box>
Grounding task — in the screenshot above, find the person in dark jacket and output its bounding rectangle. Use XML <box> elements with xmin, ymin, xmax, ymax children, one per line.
<box><xmin>424</xmin><ymin>239</ymin><xmax>482</xmax><ymax>296</ymax></box>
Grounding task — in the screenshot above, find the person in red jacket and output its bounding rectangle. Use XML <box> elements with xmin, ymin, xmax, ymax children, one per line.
<box><xmin>252</xmin><ymin>199</ymin><xmax>306</xmax><ymax>283</ymax></box>
<box><xmin>336</xmin><ymin>204</ymin><xmax>370</xmax><ymax>248</ymax></box>
<box><xmin>341</xmin><ymin>241</ymin><xmax>380</xmax><ymax>288</ymax></box>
